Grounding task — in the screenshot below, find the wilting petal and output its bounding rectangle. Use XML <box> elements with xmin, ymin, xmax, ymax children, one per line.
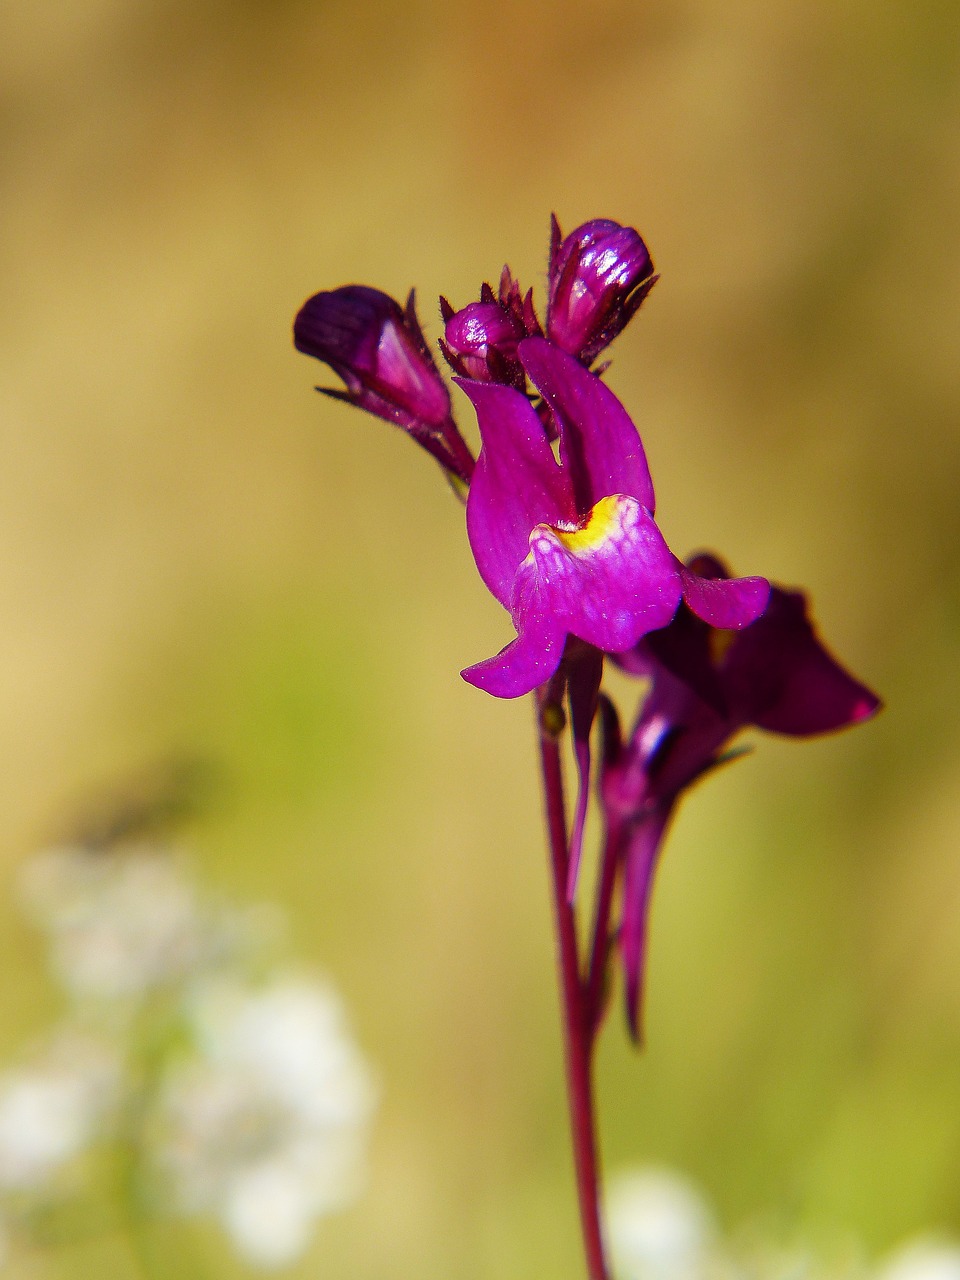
<box><xmin>620</xmin><ymin>807</ymin><xmax>670</xmax><ymax>1042</ymax></box>
<box><xmin>459</xmin><ymin>378</ymin><xmax>576</xmax><ymax>606</ymax></box>
<box><xmin>678</xmin><ymin>560</ymin><xmax>770</xmax><ymax>630</ymax></box>
<box><xmin>519</xmin><ymin>339</ymin><xmax>657</xmax><ymax>515</ymax></box>
<box><xmin>566</xmin><ymin>647</ymin><xmax>604</xmax><ymax>901</ymax></box>
<box><xmin>722</xmin><ymin>588</ymin><xmax>882</xmax><ymax>735</ymax></box>
<box><xmin>514</xmin><ymin>496</ymin><xmax>681</xmax><ymax>654</ymax></box>
<box><xmin>461</xmin><ymin>608</ymin><xmax>567</xmax><ymax>698</ymax></box>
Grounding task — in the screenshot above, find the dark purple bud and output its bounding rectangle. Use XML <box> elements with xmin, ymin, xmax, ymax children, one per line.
<box><xmin>546</xmin><ymin>215</ymin><xmax>657</xmax><ymax>365</ymax></box>
<box><xmin>443</xmin><ymin>301</ymin><xmax>523</xmax><ymax>381</ymax></box>
<box><xmin>294</xmin><ymin>286</ymin><xmax>474</xmax><ymax>480</ymax></box>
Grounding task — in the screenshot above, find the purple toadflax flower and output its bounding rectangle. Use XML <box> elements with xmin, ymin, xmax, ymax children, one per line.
<box><xmin>598</xmin><ymin>554</ymin><xmax>882</xmax><ymax>1038</ymax></box>
<box><xmin>291</xmin><ymin>226</ymin><xmax>767</xmax><ymax>900</ymax></box>
<box><xmin>294</xmin><ymin>285</ymin><xmax>475</xmax><ymax>483</ymax></box>
<box><xmin>458</xmin><ymin>342</ymin><xmax>769</xmax><ymax>700</ymax></box>
<box><xmin>293</xmin><ymin>217</ymin><xmax>883</xmax><ymax>1280</ymax></box>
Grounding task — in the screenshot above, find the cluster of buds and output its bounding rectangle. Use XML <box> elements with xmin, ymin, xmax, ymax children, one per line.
<box><xmin>293</xmin><ymin>216</ymin><xmax>880</xmax><ymax>1038</ymax></box>
<box><xmin>293</xmin><ymin>215</ymin><xmax>656</xmax><ymax>484</ymax></box>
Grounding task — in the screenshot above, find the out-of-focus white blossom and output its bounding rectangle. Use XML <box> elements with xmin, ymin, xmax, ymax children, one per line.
<box><xmin>2</xmin><ymin>834</ymin><xmax>377</xmax><ymax>1270</ymax></box>
<box><xmin>607</xmin><ymin>1167</ymin><xmax>717</xmax><ymax>1280</ymax></box>
<box><xmin>221</xmin><ymin>1158</ymin><xmax>327</xmax><ymax>1268</ymax></box>
<box><xmin>151</xmin><ymin>973</ymin><xmax>376</xmax><ymax>1268</ymax></box>
<box><xmin>17</xmin><ymin>845</ymin><xmax>253</xmax><ymax>1002</ymax></box>
<box><xmin>875</xmin><ymin>1240</ymin><xmax>960</xmax><ymax>1280</ymax></box>
<box><xmin>0</xmin><ymin>1030</ymin><xmax>123</xmax><ymax>1191</ymax></box>
<box><xmin>19</xmin><ymin>846</ymin><xmax>207</xmax><ymax>1000</ymax></box>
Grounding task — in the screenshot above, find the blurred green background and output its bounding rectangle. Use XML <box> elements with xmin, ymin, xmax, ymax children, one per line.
<box><xmin>1</xmin><ymin>0</ymin><xmax>958</xmax><ymax>1275</ymax></box>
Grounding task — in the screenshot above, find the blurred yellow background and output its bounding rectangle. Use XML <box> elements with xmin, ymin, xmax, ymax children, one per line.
<box><xmin>0</xmin><ymin>0</ymin><xmax>958</xmax><ymax>1275</ymax></box>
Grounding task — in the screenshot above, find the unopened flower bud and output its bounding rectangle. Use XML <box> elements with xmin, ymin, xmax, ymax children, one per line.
<box><xmin>546</xmin><ymin>217</ymin><xmax>656</xmax><ymax>365</ymax></box>
<box><xmin>443</xmin><ymin>302</ymin><xmax>523</xmax><ymax>381</ymax></box>
<box><xmin>294</xmin><ymin>286</ymin><xmax>473</xmax><ymax>481</ymax></box>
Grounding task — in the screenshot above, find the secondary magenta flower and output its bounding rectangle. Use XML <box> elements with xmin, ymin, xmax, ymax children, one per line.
<box><xmin>293</xmin><ymin>285</ymin><xmax>475</xmax><ymax>482</ymax></box>
<box><xmin>601</xmin><ymin>554</ymin><xmax>882</xmax><ymax>1037</ymax></box>
<box><xmin>546</xmin><ymin>216</ymin><xmax>658</xmax><ymax>365</ymax></box>
<box><xmin>458</xmin><ymin>342</ymin><xmax>768</xmax><ymax>698</ymax></box>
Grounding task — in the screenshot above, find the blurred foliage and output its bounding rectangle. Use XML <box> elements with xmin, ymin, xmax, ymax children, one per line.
<box><xmin>0</xmin><ymin>0</ymin><xmax>958</xmax><ymax>1276</ymax></box>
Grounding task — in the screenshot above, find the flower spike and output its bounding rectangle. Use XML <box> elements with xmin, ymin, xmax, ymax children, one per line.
<box><xmin>293</xmin><ymin>216</ymin><xmax>884</xmax><ymax>1280</ymax></box>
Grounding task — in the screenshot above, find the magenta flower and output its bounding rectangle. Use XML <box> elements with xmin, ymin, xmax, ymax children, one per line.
<box><xmin>546</xmin><ymin>216</ymin><xmax>658</xmax><ymax>366</ymax></box>
<box><xmin>601</xmin><ymin>554</ymin><xmax>882</xmax><ymax>1037</ymax></box>
<box><xmin>293</xmin><ymin>285</ymin><xmax>475</xmax><ymax>482</ymax></box>
<box><xmin>458</xmin><ymin>343</ymin><xmax>768</xmax><ymax>699</ymax></box>
<box><xmin>293</xmin><ymin>216</ymin><xmax>883</xmax><ymax>1280</ymax></box>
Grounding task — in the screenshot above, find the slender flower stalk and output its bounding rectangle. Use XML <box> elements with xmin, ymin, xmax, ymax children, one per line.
<box><xmin>536</xmin><ymin>686</ymin><xmax>609</xmax><ymax>1280</ymax></box>
<box><xmin>292</xmin><ymin>214</ymin><xmax>881</xmax><ymax>1280</ymax></box>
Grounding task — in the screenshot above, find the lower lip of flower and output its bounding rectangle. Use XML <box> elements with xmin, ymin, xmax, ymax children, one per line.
<box><xmin>543</xmin><ymin>495</ymin><xmax>628</xmax><ymax>555</ymax></box>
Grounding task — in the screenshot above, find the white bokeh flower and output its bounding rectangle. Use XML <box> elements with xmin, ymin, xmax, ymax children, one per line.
<box><xmin>607</xmin><ymin>1167</ymin><xmax>717</xmax><ymax>1280</ymax></box>
<box><xmin>0</xmin><ymin>1029</ymin><xmax>123</xmax><ymax>1191</ymax></box>
<box><xmin>151</xmin><ymin>973</ymin><xmax>376</xmax><ymax>1268</ymax></box>
<box><xmin>875</xmin><ymin>1240</ymin><xmax>960</xmax><ymax>1280</ymax></box>
<box><xmin>18</xmin><ymin>845</ymin><xmax>243</xmax><ymax>1002</ymax></box>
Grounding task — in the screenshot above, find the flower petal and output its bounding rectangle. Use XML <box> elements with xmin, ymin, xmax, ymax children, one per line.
<box><xmin>519</xmin><ymin>338</ymin><xmax>656</xmax><ymax>515</ymax></box>
<box><xmin>679</xmin><ymin>561</ymin><xmax>770</xmax><ymax>630</ymax></box>
<box><xmin>461</xmin><ymin>610</ymin><xmax>567</xmax><ymax>699</ymax></box>
<box><xmin>620</xmin><ymin>807</ymin><xmax>669</xmax><ymax>1042</ymax></box>
<box><xmin>514</xmin><ymin>495</ymin><xmax>681</xmax><ymax>654</ymax></box>
<box><xmin>458</xmin><ymin>378</ymin><xmax>575</xmax><ymax>607</ymax></box>
<box><xmin>722</xmin><ymin>588</ymin><xmax>882</xmax><ymax>735</ymax></box>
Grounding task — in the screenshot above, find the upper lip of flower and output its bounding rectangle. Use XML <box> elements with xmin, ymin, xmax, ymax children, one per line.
<box><xmin>459</xmin><ymin>337</ymin><xmax>659</xmax><ymax>608</ymax></box>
